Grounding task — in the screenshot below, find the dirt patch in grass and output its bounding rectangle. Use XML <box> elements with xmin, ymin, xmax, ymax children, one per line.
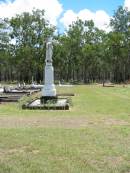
<box><xmin>0</xmin><ymin>116</ymin><xmax>129</xmax><ymax>128</ymax></box>
<box><xmin>0</xmin><ymin>116</ymin><xmax>92</xmax><ymax>128</ymax></box>
<box><xmin>102</xmin><ymin>118</ymin><xmax>130</xmax><ymax>126</ymax></box>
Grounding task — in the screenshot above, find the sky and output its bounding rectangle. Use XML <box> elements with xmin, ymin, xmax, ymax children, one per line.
<box><xmin>0</xmin><ymin>0</ymin><xmax>129</xmax><ymax>32</ymax></box>
<box><xmin>60</xmin><ymin>0</ymin><xmax>124</xmax><ymax>14</ymax></box>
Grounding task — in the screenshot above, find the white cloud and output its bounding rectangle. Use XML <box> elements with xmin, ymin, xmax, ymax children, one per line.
<box><xmin>60</xmin><ymin>9</ymin><xmax>111</xmax><ymax>32</ymax></box>
<box><xmin>0</xmin><ymin>0</ymin><xmax>63</xmax><ymax>25</ymax></box>
<box><xmin>60</xmin><ymin>10</ymin><xmax>77</xmax><ymax>28</ymax></box>
<box><xmin>0</xmin><ymin>0</ymin><xmax>113</xmax><ymax>32</ymax></box>
<box><xmin>124</xmin><ymin>0</ymin><xmax>130</xmax><ymax>10</ymax></box>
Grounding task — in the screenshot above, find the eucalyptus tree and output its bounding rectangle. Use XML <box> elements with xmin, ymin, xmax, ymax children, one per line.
<box><xmin>54</xmin><ymin>19</ymin><xmax>109</xmax><ymax>83</ymax></box>
<box><xmin>10</xmin><ymin>9</ymin><xmax>55</xmax><ymax>82</ymax></box>
<box><xmin>0</xmin><ymin>18</ymin><xmax>10</xmax><ymax>81</ymax></box>
<box><xmin>53</xmin><ymin>34</ymin><xmax>70</xmax><ymax>82</ymax></box>
<box><xmin>66</xmin><ymin>19</ymin><xmax>85</xmax><ymax>82</ymax></box>
<box><xmin>110</xmin><ymin>6</ymin><xmax>130</xmax><ymax>82</ymax></box>
<box><xmin>81</xmin><ymin>20</ymin><xmax>109</xmax><ymax>83</ymax></box>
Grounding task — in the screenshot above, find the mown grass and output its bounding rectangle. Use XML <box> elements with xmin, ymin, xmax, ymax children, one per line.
<box><xmin>0</xmin><ymin>85</ymin><xmax>130</xmax><ymax>173</ymax></box>
<box><xmin>1</xmin><ymin>85</ymin><xmax>130</xmax><ymax>119</ymax></box>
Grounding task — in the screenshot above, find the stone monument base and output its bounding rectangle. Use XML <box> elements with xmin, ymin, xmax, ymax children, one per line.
<box><xmin>22</xmin><ymin>97</ymin><xmax>69</xmax><ymax>110</ymax></box>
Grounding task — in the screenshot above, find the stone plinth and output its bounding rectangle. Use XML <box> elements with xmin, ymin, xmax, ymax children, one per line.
<box><xmin>22</xmin><ymin>98</ymin><xmax>69</xmax><ymax>110</ymax></box>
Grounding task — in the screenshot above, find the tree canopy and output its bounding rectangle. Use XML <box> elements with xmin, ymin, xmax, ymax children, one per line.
<box><xmin>0</xmin><ymin>6</ymin><xmax>130</xmax><ymax>84</ymax></box>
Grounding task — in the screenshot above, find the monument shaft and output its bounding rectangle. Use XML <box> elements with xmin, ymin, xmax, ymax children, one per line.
<box><xmin>42</xmin><ymin>37</ymin><xmax>56</xmax><ymax>97</ymax></box>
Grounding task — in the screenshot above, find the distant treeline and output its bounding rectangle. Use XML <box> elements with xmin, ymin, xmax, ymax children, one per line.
<box><xmin>0</xmin><ymin>6</ymin><xmax>130</xmax><ymax>84</ymax></box>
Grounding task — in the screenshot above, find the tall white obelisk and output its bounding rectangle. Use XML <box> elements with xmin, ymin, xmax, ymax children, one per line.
<box><xmin>42</xmin><ymin>37</ymin><xmax>56</xmax><ymax>97</ymax></box>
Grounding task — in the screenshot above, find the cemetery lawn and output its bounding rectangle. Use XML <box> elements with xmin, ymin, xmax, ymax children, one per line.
<box><xmin>0</xmin><ymin>85</ymin><xmax>130</xmax><ymax>173</ymax></box>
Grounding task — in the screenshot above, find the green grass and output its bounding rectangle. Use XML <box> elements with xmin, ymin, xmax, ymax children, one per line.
<box><xmin>0</xmin><ymin>85</ymin><xmax>130</xmax><ymax>173</ymax></box>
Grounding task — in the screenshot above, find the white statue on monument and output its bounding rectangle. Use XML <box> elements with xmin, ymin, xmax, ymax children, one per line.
<box><xmin>42</xmin><ymin>37</ymin><xmax>56</xmax><ymax>97</ymax></box>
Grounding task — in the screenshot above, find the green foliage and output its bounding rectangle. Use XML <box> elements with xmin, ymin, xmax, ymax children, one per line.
<box><xmin>0</xmin><ymin>9</ymin><xmax>55</xmax><ymax>82</ymax></box>
<box><xmin>0</xmin><ymin>6</ymin><xmax>130</xmax><ymax>83</ymax></box>
<box><xmin>19</xmin><ymin>91</ymin><xmax>41</xmax><ymax>107</ymax></box>
<box><xmin>110</xmin><ymin>6</ymin><xmax>130</xmax><ymax>33</ymax></box>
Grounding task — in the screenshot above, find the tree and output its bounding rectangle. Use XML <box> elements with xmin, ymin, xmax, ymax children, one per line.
<box><xmin>110</xmin><ymin>6</ymin><xmax>130</xmax><ymax>82</ymax></box>
<box><xmin>9</xmin><ymin>9</ymin><xmax>55</xmax><ymax>82</ymax></box>
<box><xmin>0</xmin><ymin>18</ymin><xmax>10</xmax><ymax>81</ymax></box>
